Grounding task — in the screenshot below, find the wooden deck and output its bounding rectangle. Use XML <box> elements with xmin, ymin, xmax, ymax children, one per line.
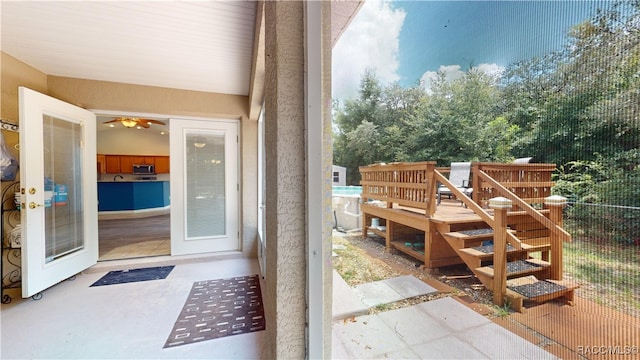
<box><xmin>359</xmin><ymin>161</ymin><xmax>578</xmax><ymax>311</ymax></box>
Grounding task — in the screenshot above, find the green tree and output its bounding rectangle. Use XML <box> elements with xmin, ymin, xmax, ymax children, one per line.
<box><xmin>506</xmin><ymin>1</ymin><xmax>640</xmax><ymax>165</ymax></box>
<box><xmin>408</xmin><ymin>68</ymin><xmax>507</xmax><ymax>165</ymax></box>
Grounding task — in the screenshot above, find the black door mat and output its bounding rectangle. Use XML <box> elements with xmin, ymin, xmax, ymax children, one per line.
<box><xmin>90</xmin><ymin>266</ymin><xmax>174</xmax><ymax>287</ymax></box>
<box><xmin>164</xmin><ymin>274</ymin><xmax>265</xmax><ymax>348</ymax></box>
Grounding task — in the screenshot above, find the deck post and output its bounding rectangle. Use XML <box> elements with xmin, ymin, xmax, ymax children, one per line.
<box><xmin>489</xmin><ymin>197</ymin><xmax>512</xmax><ymax>307</ymax></box>
<box><xmin>362</xmin><ymin>212</ymin><xmax>369</xmax><ymax>239</ymax></box>
<box><xmin>545</xmin><ymin>195</ymin><xmax>567</xmax><ymax>280</ymax></box>
<box><xmin>386</xmin><ymin>221</ymin><xmax>394</xmax><ymax>251</ymax></box>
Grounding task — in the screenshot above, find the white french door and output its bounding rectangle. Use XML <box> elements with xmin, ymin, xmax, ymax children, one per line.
<box><xmin>19</xmin><ymin>87</ymin><xmax>98</xmax><ymax>298</ymax></box>
<box><xmin>169</xmin><ymin>119</ymin><xmax>239</xmax><ymax>255</ymax></box>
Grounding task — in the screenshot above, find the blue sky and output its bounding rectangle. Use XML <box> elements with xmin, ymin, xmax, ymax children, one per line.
<box><xmin>332</xmin><ymin>0</ymin><xmax>610</xmax><ymax>100</ymax></box>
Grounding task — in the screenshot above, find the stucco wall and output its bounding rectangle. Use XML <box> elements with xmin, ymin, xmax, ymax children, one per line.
<box><xmin>263</xmin><ymin>1</ymin><xmax>307</xmax><ymax>358</ymax></box>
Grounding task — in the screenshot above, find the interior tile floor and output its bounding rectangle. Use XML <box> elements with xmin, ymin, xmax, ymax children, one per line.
<box><xmin>1</xmin><ymin>256</ymin><xmax>263</xmax><ymax>359</ymax></box>
<box><xmin>99</xmin><ymin>214</ymin><xmax>170</xmax><ymax>261</ymax></box>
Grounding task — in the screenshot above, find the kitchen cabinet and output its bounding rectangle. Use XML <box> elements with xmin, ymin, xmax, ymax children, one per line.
<box><xmin>155</xmin><ymin>156</ymin><xmax>170</xmax><ymax>173</ymax></box>
<box><xmin>119</xmin><ymin>156</ymin><xmax>134</xmax><ymax>174</ymax></box>
<box><xmin>97</xmin><ymin>154</ymin><xmax>106</xmax><ymax>174</ymax></box>
<box><xmin>105</xmin><ymin>155</ymin><xmax>121</xmax><ymax>173</ymax></box>
<box><xmin>132</xmin><ymin>156</ymin><xmax>155</xmax><ymax>165</ymax></box>
<box><xmin>99</xmin><ymin>154</ymin><xmax>170</xmax><ymax>173</ymax></box>
<box><xmin>98</xmin><ymin>181</ymin><xmax>170</xmax><ymax>211</ymax></box>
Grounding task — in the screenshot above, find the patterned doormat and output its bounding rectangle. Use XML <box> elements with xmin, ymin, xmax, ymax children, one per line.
<box><xmin>90</xmin><ymin>266</ymin><xmax>174</xmax><ymax>287</ymax></box>
<box><xmin>164</xmin><ymin>274</ymin><xmax>265</xmax><ymax>348</ymax></box>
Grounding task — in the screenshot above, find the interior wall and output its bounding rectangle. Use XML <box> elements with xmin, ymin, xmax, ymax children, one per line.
<box><xmin>1</xmin><ymin>52</ymin><xmax>48</xmax><ymax>286</ymax></box>
<box><xmin>47</xmin><ymin>76</ymin><xmax>248</xmax><ymax>119</ymax></box>
<box><xmin>1</xmin><ymin>52</ymin><xmax>48</xmax><ymax>124</ymax></box>
<box><xmin>97</xmin><ymin>128</ymin><xmax>169</xmax><ymax>155</ymax></box>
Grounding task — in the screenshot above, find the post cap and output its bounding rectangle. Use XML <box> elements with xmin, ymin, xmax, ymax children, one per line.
<box><xmin>489</xmin><ymin>197</ymin><xmax>513</xmax><ymax>209</ymax></box>
<box><xmin>545</xmin><ymin>195</ymin><xmax>567</xmax><ymax>206</ymax></box>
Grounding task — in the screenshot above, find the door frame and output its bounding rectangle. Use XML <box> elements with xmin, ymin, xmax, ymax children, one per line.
<box><xmin>91</xmin><ymin>110</ymin><xmax>242</xmax><ymax>259</ymax></box>
<box><xmin>169</xmin><ymin>117</ymin><xmax>240</xmax><ymax>256</ymax></box>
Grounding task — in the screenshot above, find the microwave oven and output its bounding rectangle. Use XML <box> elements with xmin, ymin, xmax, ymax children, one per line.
<box><xmin>132</xmin><ymin>164</ymin><xmax>155</xmax><ymax>175</ymax></box>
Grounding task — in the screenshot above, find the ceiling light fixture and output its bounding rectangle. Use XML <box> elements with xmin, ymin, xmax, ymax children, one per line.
<box><xmin>103</xmin><ymin>117</ymin><xmax>166</xmax><ymax>129</ymax></box>
<box><xmin>194</xmin><ymin>142</ymin><xmax>206</xmax><ymax>148</ymax></box>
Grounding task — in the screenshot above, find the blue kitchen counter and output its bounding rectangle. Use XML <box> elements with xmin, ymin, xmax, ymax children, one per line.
<box><xmin>98</xmin><ymin>181</ymin><xmax>170</xmax><ymax>211</ymax></box>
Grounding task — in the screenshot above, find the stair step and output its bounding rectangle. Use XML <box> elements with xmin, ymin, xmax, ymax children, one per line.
<box><xmin>446</xmin><ymin>228</ymin><xmax>494</xmax><ymax>240</ymax></box>
<box><xmin>506</xmin><ymin>276</ymin><xmax>579</xmax><ymax>302</ymax></box>
<box><xmin>521</xmin><ymin>237</ymin><xmax>551</xmax><ymax>247</ymax></box>
<box><xmin>475</xmin><ymin>259</ymin><xmax>550</xmax><ymax>278</ymax></box>
<box><xmin>521</xmin><ymin>243</ymin><xmax>551</xmax><ymax>252</ymax></box>
<box><xmin>458</xmin><ymin>244</ymin><xmax>518</xmax><ymax>260</ymax></box>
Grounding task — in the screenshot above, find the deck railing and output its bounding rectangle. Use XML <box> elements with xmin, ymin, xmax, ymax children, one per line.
<box><xmin>359</xmin><ymin>162</ymin><xmax>437</xmax><ymax>216</ymax></box>
<box><xmin>472</xmin><ymin>162</ymin><xmax>555</xmax><ymax>207</ymax></box>
<box><xmin>472</xmin><ymin>162</ymin><xmax>571</xmax><ymax>242</ymax></box>
<box><xmin>360</xmin><ymin>161</ymin><xmax>571</xmax><ymax>244</ymax></box>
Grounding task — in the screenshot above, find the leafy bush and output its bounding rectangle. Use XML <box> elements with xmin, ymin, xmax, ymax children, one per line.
<box><xmin>554</xmin><ymin>155</ymin><xmax>640</xmax><ymax>245</ymax></box>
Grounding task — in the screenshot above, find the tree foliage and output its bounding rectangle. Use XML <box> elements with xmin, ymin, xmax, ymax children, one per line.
<box><xmin>332</xmin><ymin>2</ymin><xmax>640</xmax><ymax>243</ymax></box>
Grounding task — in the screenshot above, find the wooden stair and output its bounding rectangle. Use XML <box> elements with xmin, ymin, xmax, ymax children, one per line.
<box><xmin>442</xmin><ymin>226</ymin><xmax>578</xmax><ymax>312</ymax></box>
<box><xmin>358</xmin><ymin>161</ymin><xmax>579</xmax><ymax>312</ymax></box>
<box><xmin>475</xmin><ymin>259</ymin><xmax>551</xmax><ymax>286</ymax></box>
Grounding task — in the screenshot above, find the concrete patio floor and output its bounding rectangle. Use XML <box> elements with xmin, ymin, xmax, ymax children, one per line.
<box><xmin>3</xmin><ymin>255</ymin><xmax>635</xmax><ymax>359</ymax></box>
<box><xmin>1</xmin><ymin>256</ymin><xmax>263</xmax><ymax>359</ymax></box>
<box><xmin>331</xmin><ymin>270</ymin><xmax>556</xmax><ymax>359</ymax></box>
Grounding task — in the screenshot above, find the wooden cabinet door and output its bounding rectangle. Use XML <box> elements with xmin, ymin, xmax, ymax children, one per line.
<box><xmin>119</xmin><ymin>155</ymin><xmax>134</xmax><ymax>174</ymax></box>
<box><xmin>97</xmin><ymin>154</ymin><xmax>106</xmax><ymax>174</ymax></box>
<box><xmin>132</xmin><ymin>156</ymin><xmax>145</xmax><ymax>165</ymax></box>
<box><xmin>144</xmin><ymin>156</ymin><xmax>156</xmax><ymax>165</ymax></box>
<box><xmin>155</xmin><ymin>156</ymin><xmax>170</xmax><ymax>173</ymax></box>
<box><xmin>105</xmin><ymin>155</ymin><xmax>121</xmax><ymax>173</ymax></box>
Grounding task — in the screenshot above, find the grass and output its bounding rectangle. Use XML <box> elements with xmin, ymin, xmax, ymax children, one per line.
<box><xmin>334</xmin><ymin>228</ymin><xmax>639</xmax><ymax>319</ymax></box>
<box><xmin>332</xmin><ymin>235</ymin><xmax>398</xmax><ymax>286</ymax></box>
<box><xmin>493</xmin><ymin>303</ymin><xmax>511</xmax><ymax>317</ymax></box>
<box><xmin>562</xmin><ymin>237</ymin><xmax>639</xmax><ymax>317</ymax></box>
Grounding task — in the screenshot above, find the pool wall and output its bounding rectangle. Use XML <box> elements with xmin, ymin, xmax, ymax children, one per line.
<box><xmin>332</xmin><ymin>186</ymin><xmax>362</xmax><ymax>231</ymax></box>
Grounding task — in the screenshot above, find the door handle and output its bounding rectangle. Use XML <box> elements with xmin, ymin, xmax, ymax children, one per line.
<box><xmin>29</xmin><ymin>202</ymin><xmax>44</xmax><ymax>209</ymax></box>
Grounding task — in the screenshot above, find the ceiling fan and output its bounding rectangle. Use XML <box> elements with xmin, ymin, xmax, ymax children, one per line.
<box><xmin>103</xmin><ymin>117</ymin><xmax>166</xmax><ymax>129</ymax></box>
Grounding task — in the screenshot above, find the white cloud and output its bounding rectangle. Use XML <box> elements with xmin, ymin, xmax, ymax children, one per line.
<box><xmin>420</xmin><ymin>63</ymin><xmax>505</xmax><ymax>93</ymax></box>
<box><xmin>420</xmin><ymin>64</ymin><xmax>465</xmax><ymax>91</ymax></box>
<box><xmin>332</xmin><ymin>0</ymin><xmax>406</xmax><ymax>101</ymax></box>
<box><xmin>476</xmin><ymin>63</ymin><xmax>505</xmax><ymax>79</ymax></box>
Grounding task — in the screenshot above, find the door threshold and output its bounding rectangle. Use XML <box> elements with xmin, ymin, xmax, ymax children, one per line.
<box><xmin>98</xmin><ymin>253</ymin><xmax>170</xmax><ymax>262</ymax></box>
<box><xmin>86</xmin><ymin>251</ymin><xmax>246</xmax><ymax>274</ymax></box>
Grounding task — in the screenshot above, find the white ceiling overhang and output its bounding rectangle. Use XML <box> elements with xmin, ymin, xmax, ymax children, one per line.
<box><xmin>1</xmin><ymin>1</ymin><xmax>257</xmax><ymax>95</ymax></box>
<box><xmin>1</xmin><ymin>1</ymin><xmax>362</xmax><ymax>120</ymax></box>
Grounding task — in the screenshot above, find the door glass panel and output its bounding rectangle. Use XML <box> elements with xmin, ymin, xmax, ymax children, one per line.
<box><xmin>43</xmin><ymin>115</ymin><xmax>84</xmax><ymax>262</ymax></box>
<box><xmin>185</xmin><ymin>131</ymin><xmax>225</xmax><ymax>238</ymax></box>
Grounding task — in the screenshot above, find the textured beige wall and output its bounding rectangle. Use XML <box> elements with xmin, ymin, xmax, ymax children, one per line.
<box><xmin>47</xmin><ymin>76</ymin><xmax>248</xmax><ymax>119</ymax></box>
<box><xmin>263</xmin><ymin>1</ymin><xmax>307</xmax><ymax>358</ymax></box>
<box><xmin>0</xmin><ymin>52</ymin><xmax>48</xmax><ymax>284</ymax></box>
<box><xmin>1</xmin><ymin>52</ymin><xmax>48</xmax><ymax>123</ymax></box>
